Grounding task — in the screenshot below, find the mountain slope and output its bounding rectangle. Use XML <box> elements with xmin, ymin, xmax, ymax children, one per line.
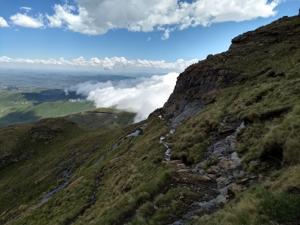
<box><xmin>1</xmin><ymin>15</ymin><xmax>300</xmax><ymax>225</ymax></box>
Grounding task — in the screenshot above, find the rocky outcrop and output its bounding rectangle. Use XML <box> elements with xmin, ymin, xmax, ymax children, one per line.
<box><xmin>161</xmin><ymin>122</ymin><xmax>257</xmax><ymax>224</ymax></box>
<box><xmin>153</xmin><ymin>16</ymin><xmax>300</xmax><ymax>223</ymax></box>
<box><xmin>161</xmin><ymin>15</ymin><xmax>300</xmax><ymax>126</ymax></box>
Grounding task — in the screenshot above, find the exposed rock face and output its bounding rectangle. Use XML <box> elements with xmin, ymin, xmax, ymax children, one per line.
<box><xmin>152</xmin><ymin>15</ymin><xmax>300</xmax><ymax>224</ymax></box>
<box><xmin>161</xmin><ymin>15</ymin><xmax>300</xmax><ymax>124</ymax></box>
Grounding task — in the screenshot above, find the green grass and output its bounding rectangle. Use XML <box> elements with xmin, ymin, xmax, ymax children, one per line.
<box><xmin>128</xmin><ymin>186</ymin><xmax>199</xmax><ymax>225</ymax></box>
<box><xmin>0</xmin><ymin>91</ymin><xmax>31</xmax><ymax>118</ymax></box>
<box><xmin>0</xmin><ymin>90</ymin><xmax>96</xmax><ymax>127</ymax></box>
<box><xmin>0</xmin><ymin>115</ymin><xmax>205</xmax><ymax>225</ymax></box>
<box><xmin>0</xmin><ymin>117</ymin><xmax>127</xmax><ymax>223</ymax></box>
<box><xmin>192</xmin><ymin>166</ymin><xmax>300</xmax><ymax>225</ymax></box>
<box><xmin>0</xmin><ymin>116</ymin><xmax>173</xmax><ymax>225</ymax></box>
<box><xmin>33</xmin><ymin>101</ymin><xmax>95</xmax><ymax>118</ymax></box>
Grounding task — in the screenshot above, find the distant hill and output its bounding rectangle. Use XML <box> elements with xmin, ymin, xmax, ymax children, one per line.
<box><xmin>0</xmin><ymin>89</ymin><xmax>96</xmax><ymax>127</ymax></box>
<box><xmin>0</xmin><ymin>14</ymin><xmax>300</xmax><ymax>225</ymax></box>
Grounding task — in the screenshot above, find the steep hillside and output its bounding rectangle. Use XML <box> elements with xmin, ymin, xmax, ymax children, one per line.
<box><xmin>1</xmin><ymin>15</ymin><xmax>300</xmax><ymax>225</ymax></box>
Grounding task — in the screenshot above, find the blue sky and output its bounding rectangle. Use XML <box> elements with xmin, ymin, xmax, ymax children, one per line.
<box><xmin>0</xmin><ymin>0</ymin><xmax>299</xmax><ymax>66</ymax></box>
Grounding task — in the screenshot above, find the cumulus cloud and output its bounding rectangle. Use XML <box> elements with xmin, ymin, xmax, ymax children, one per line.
<box><xmin>10</xmin><ymin>13</ymin><xmax>44</xmax><ymax>28</ymax></box>
<box><xmin>0</xmin><ymin>17</ymin><xmax>9</xmax><ymax>27</ymax></box>
<box><xmin>68</xmin><ymin>72</ymin><xmax>179</xmax><ymax>121</ymax></box>
<box><xmin>0</xmin><ymin>56</ymin><xmax>197</xmax><ymax>73</ymax></box>
<box><xmin>46</xmin><ymin>0</ymin><xmax>279</xmax><ymax>38</ymax></box>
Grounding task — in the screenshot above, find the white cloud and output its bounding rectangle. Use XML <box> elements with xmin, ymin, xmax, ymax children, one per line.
<box><xmin>69</xmin><ymin>72</ymin><xmax>179</xmax><ymax>121</ymax></box>
<box><xmin>46</xmin><ymin>0</ymin><xmax>279</xmax><ymax>37</ymax></box>
<box><xmin>160</xmin><ymin>27</ymin><xmax>175</xmax><ymax>40</ymax></box>
<box><xmin>0</xmin><ymin>56</ymin><xmax>197</xmax><ymax>73</ymax></box>
<box><xmin>0</xmin><ymin>56</ymin><xmax>11</xmax><ymax>62</ymax></box>
<box><xmin>0</xmin><ymin>17</ymin><xmax>9</xmax><ymax>27</ymax></box>
<box><xmin>10</xmin><ymin>13</ymin><xmax>44</xmax><ymax>28</ymax></box>
<box><xmin>20</xmin><ymin>7</ymin><xmax>32</xmax><ymax>12</ymax></box>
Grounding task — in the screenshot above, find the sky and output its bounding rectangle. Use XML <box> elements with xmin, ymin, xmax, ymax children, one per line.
<box><xmin>0</xmin><ymin>0</ymin><xmax>300</xmax><ymax>73</ymax></box>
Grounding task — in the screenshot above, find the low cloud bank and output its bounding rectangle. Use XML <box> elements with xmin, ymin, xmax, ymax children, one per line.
<box><xmin>68</xmin><ymin>72</ymin><xmax>179</xmax><ymax>121</ymax></box>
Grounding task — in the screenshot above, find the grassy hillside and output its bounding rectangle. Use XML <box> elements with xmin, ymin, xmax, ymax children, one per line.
<box><xmin>0</xmin><ymin>15</ymin><xmax>300</xmax><ymax>225</ymax></box>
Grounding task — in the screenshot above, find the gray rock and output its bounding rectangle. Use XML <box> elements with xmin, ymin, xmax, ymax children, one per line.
<box><xmin>215</xmin><ymin>194</ymin><xmax>227</xmax><ymax>204</ymax></box>
<box><xmin>127</xmin><ymin>128</ymin><xmax>143</xmax><ymax>137</ymax></box>
<box><xmin>171</xmin><ymin>102</ymin><xmax>204</xmax><ymax>128</ymax></box>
